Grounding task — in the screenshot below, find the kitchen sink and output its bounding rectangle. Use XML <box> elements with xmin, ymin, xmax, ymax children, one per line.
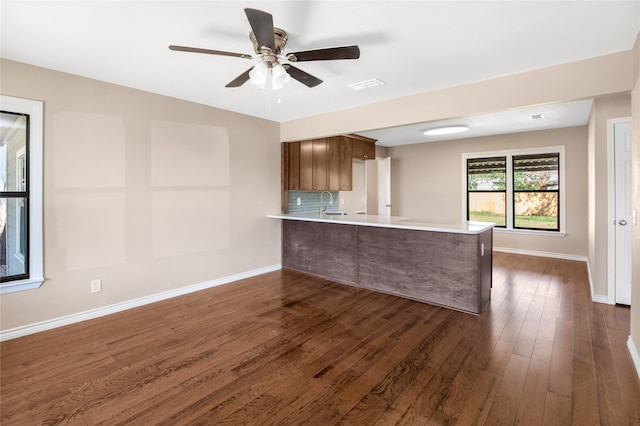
<box><xmin>324</xmin><ymin>211</ymin><xmax>348</xmax><ymax>216</ymax></box>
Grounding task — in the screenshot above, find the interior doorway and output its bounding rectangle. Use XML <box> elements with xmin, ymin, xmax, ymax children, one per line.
<box><xmin>366</xmin><ymin>157</ymin><xmax>391</xmax><ymax>216</ymax></box>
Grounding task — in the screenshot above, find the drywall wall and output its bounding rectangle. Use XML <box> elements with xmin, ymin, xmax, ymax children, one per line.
<box><xmin>630</xmin><ymin>31</ymin><xmax>640</xmax><ymax>377</ymax></box>
<box><xmin>387</xmin><ymin>126</ymin><xmax>588</xmax><ymax>257</ymax></box>
<box><xmin>0</xmin><ymin>59</ymin><xmax>282</xmax><ymax>331</ymax></box>
<box><xmin>587</xmin><ymin>94</ymin><xmax>631</xmax><ymax>298</ymax></box>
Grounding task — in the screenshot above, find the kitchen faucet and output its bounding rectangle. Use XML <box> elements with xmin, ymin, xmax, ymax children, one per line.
<box><xmin>320</xmin><ymin>191</ymin><xmax>333</xmax><ymax>214</ymax></box>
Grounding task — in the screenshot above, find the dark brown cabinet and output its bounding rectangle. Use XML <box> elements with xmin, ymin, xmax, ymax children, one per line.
<box><xmin>351</xmin><ymin>135</ymin><xmax>376</xmax><ymax>160</ymax></box>
<box><xmin>287</xmin><ymin>142</ymin><xmax>301</xmax><ymax>190</ymax></box>
<box><xmin>299</xmin><ymin>139</ymin><xmax>329</xmax><ymax>191</ymax></box>
<box><xmin>284</xmin><ymin>134</ymin><xmax>376</xmax><ymax>193</ymax></box>
<box><xmin>328</xmin><ymin>136</ymin><xmax>353</xmax><ymax>191</ymax></box>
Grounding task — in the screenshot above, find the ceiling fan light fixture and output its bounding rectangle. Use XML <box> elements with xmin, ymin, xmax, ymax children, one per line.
<box><xmin>249</xmin><ymin>61</ymin><xmax>291</xmax><ymax>90</ymax></box>
<box><xmin>271</xmin><ymin>64</ymin><xmax>291</xmax><ymax>90</ymax></box>
<box><xmin>423</xmin><ymin>125</ymin><xmax>469</xmax><ymax>136</ymax></box>
<box><xmin>249</xmin><ymin>61</ymin><xmax>269</xmax><ymax>88</ymax></box>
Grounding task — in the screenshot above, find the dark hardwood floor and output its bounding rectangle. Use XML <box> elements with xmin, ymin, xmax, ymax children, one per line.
<box><xmin>1</xmin><ymin>253</ymin><xmax>639</xmax><ymax>425</ymax></box>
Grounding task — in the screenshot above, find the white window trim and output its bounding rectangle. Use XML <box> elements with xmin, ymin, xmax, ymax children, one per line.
<box><xmin>0</xmin><ymin>95</ymin><xmax>44</xmax><ymax>294</ymax></box>
<box><xmin>15</xmin><ymin>146</ymin><xmax>26</xmax><ymax>263</ymax></box>
<box><xmin>462</xmin><ymin>145</ymin><xmax>566</xmax><ymax>236</ymax></box>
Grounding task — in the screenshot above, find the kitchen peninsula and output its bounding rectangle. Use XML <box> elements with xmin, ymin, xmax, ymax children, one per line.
<box><xmin>268</xmin><ymin>213</ymin><xmax>494</xmax><ymax>314</ymax></box>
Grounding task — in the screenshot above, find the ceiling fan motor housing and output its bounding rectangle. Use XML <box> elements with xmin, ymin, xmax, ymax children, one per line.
<box><xmin>250</xmin><ymin>28</ymin><xmax>288</xmax><ymax>65</ymax></box>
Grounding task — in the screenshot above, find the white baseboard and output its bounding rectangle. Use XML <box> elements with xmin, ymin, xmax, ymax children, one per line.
<box><xmin>0</xmin><ymin>264</ymin><xmax>282</xmax><ymax>342</ymax></box>
<box><xmin>585</xmin><ymin>260</ymin><xmax>610</xmax><ymax>304</ymax></box>
<box><xmin>492</xmin><ymin>247</ymin><xmax>609</xmax><ymax>304</ymax></box>
<box><xmin>493</xmin><ymin>246</ymin><xmax>587</xmax><ymax>262</ymax></box>
<box><xmin>628</xmin><ymin>336</ymin><xmax>640</xmax><ymax>381</ymax></box>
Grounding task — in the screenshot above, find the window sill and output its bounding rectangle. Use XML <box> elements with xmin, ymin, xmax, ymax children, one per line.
<box><xmin>0</xmin><ymin>277</ymin><xmax>44</xmax><ymax>294</ymax></box>
<box><xmin>494</xmin><ymin>228</ymin><xmax>566</xmax><ymax>237</ymax></box>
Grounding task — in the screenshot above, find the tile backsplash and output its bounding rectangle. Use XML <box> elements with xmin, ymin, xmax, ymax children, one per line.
<box><xmin>288</xmin><ymin>191</ymin><xmax>339</xmax><ymax>214</ymax></box>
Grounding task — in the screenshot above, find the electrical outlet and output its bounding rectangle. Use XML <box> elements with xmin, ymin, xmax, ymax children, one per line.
<box><xmin>91</xmin><ymin>279</ymin><xmax>102</xmax><ymax>293</ymax></box>
<box><xmin>297</xmin><ymin>197</ymin><xmax>301</xmax><ymax>206</ymax></box>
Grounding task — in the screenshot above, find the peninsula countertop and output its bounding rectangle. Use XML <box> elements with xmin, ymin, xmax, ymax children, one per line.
<box><xmin>267</xmin><ymin>212</ymin><xmax>495</xmax><ymax>234</ymax></box>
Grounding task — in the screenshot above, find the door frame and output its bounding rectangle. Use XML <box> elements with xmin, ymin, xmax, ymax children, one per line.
<box><xmin>607</xmin><ymin>116</ymin><xmax>632</xmax><ymax>304</ymax></box>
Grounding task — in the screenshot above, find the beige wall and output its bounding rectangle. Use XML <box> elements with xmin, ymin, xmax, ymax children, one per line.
<box><xmin>0</xmin><ymin>59</ymin><xmax>282</xmax><ymax>331</ymax></box>
<box><xmin>631</xmin><ymin>32</ymin><xmax>640</xmax><ymax>373</ymax></box>
<box><xmin>387</xmin><ymin>127</ymin><xmax>588</xmax><ymax>257</ymax></box>
<box><xmin>587</xmin><ymin>94</ymin><xmax>631</xmax><ymax>297</ymax></box>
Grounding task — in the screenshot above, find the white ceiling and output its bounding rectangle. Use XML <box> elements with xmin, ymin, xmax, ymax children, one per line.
<box><xmin>1</xmin><ymin>1</ymin><xmax>638</xmax><ymax>143</ymax></box>
<box><xmin>361</xmin><ymin>98</ymin><xmax>594</xmax><ymax>146</ymax></box>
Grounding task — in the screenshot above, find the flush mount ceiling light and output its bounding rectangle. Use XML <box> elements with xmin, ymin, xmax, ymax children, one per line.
<box><xmin>423</xmin><ymin>125</ymin><xmax>469</xmax><ymax>136</ymax></box>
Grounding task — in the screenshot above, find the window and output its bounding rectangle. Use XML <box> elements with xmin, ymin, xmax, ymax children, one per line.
<box><xmin>464</xmin><ymin>146</ymin><xmax>565</xmax><ymax>233</ymax></box>
<box><xmin>513</xmin><ymin>153</ymin><xmax>559</xmax><ymax>231</ymax></box>
<box><xmin>467</xmin><ymin>156</ymin><xmax>507</xmax><ymax>226</ymax></box>
<box><xmin>0</xmin><ymin>96</ymin><xmax>43</xmax><ymax>293</ymax></box>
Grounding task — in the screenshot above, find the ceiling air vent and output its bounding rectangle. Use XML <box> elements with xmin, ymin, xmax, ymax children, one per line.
<box><xmin>529</xmin><ymin>113</ymin><xmax>545</xmax><ymax>120</ymax></box>
<box><xmin>348</xmin><ymin>78</ymin><xmax>385</xmax><ymax>91</ymax></box>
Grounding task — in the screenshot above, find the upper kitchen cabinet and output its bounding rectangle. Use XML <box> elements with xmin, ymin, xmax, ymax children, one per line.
<box><xmin>300</xmin><ymin>139</ymin><xmax>329</xmax><ymax>191</ymax></box>
<box><xmin>286</xmin><ymin>141</ymin><xmax>301</xmax><ymax>190</ymax></box>
<box><xmin>284</xmin><ymin>134</ymin><xmax>377</xmax><ymax>192</ymax></box>
<box><xmin>351</xmin><ymin>134</ymin><xmax>376</xmax><ymax>160</ymax></box>
<box><xmin>328</xmin><ymin>136</ymin><xmax>353</xmax><ymax>191</ymax></box>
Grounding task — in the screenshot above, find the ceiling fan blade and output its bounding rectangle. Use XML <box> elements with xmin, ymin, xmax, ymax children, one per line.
<box><xmin>287</xmin><ymin>45</ymin><xmax>360</xmax><ymax>62</ymax></box>
<box><xmin>244</xmin><ymin>8</ymin><xmax>275</xmax><ymax>51</ymax></box>
<box><xmin>169</xmin><ymin>45</ymin><xmax>252</xmax><ymax>59</ymax></box>
<box><xmin>225</xmin><ymin>67</ymin><xmax>253</xmax><ymax>87</ymax></box>
<box><xmin>282</xmin><ymin>65</ymin><xmax>322</xmax><ymax>88</ymax></box>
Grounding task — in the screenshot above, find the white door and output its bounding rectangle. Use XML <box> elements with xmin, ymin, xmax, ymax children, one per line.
<box><xmin>378</xmin><ymin>157</ymin><xmax>391</xmax><ymax>216</ymax></box>
<box><xmin>614</xmin><ymin>121</ymin><xmax>632</xmax><ymax>305</ymax></box>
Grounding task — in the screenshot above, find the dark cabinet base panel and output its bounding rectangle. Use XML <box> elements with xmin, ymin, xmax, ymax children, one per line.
<box><xmin>282</xmin><ymin>220</ymin><xmax>492</xmax><ymax>314</ymax></box>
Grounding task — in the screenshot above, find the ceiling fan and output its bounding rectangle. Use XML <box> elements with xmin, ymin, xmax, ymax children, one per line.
<box><xmin>169</xmin><ymin>8</ymin><xmax>360</xmax><ymax>89</ymax></box>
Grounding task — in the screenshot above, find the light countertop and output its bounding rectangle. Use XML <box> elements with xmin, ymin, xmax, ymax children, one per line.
<box><xmin>268</xmin><ymin>212</ymin><xmax>495</xmax><ymax>234</ymax></box>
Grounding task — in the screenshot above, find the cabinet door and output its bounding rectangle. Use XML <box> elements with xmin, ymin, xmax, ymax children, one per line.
<box><xmin>339</xmin><ymin>137</ymin><xmax>353</xmax><ymax>190</ymax></box>
<box><xmin>312</xmin><ymin>139</ymin><xmax>329</xmax><ymax>191</ymax></box>
<box><xmin>329</xmin><ymin>136</ymin><xmax>353</xmax><ymax>191</ymax></box>
<box><xmin>288</xmin><ymin>142</ymin><xmax>301</xmax><ymax>190</ymax></box>
<box><xmin>329</xmin><ymin>137</ymin><xmax>340</xmax><ymax>191</ymax></box>
<box><xmin>299</xmin><ymin>139</ymin><xmax>329</xmax><ymax>190</ymax></box>
<box><xmin>299</xmin><ymin>140</ymin><xmax>314</xmax><ymax>190</ymax></box>
<box><xmin>352</xmin><ymin>139</ymin><xmax>376</xmax><ymax>160</ymax></box>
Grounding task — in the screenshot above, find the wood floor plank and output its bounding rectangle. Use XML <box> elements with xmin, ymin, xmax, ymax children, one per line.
<box><xmin>300</xmin><ymin>307</ymin><xmax>455</xmax><ymax>425</ymax></box>
<box><xmin>483</xmin><ymin>353</ymin><xmax>530</xmax><ymax>425</ymax></box>
<box><xmin>2</xmin><ymin>253</ymin><xmax>639</xmax><ymax>425</ymax></box>
<box><xmin>547</xmin><ymin>317</ymin><xmax>573</xmax><ymax>397</ymax></box>
<box><xmin>544</xmin><ymin>391</ymin><xmax>572</xmax><ymax>425</ymax></box>
<box><xmin>514</xmin><ymin>338</ymin><xmax>553</xmax><ymax>424</ymax></box>
<box><xmin>455</xmin><ymin>370</ymin><xmax>500</xmax><ymax>425</ymax></box>
<box><xmin>339</xmin><ymin>311</ymin><xmax>476</xmax><ymax>424</ymax></box>
<box><xmin>571</xmin><ymin>359</ymin><xmax>600</xmax><ymax>425</ymax></box>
